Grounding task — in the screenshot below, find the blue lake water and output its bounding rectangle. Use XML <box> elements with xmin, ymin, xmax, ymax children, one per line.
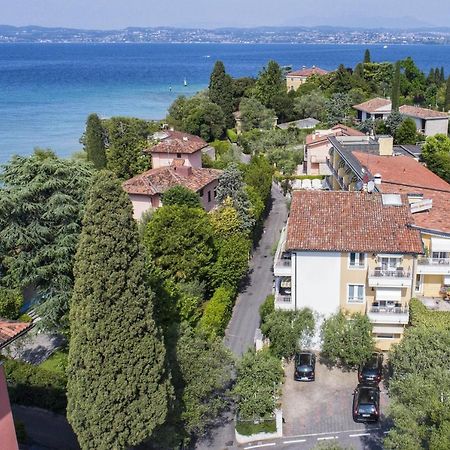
<box><xmin>1</xmin><ymin>43</ymin><xmax>450</xmax><ymax>163</ymax></box>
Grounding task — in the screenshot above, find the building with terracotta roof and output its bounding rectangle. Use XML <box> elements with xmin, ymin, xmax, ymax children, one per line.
<box><xmin>286</xmin><ymin>66</ymin><xmax>330</xmax><ymax>91</ymax></box>
<box><xmin>273</xmin><ymin>191</ymin><xmax>423</xmax><ymax>350</ymax></box>
<box><xmin>353</xmin><ymin>98</ymin><xmax>392</xmax><ymax>122</ymax></box>
<box><xmin>123</xmin><ymin>130</ymin><xmax>221</xmax><ymax>219</ymax></box>
<box><xmin>399</xmin><ymin>105</ymin><xmax>449</xmax><ymax>136</ymax></box>
<box><xmin>304</xmin><ymin>124</ymin><xmax>365</xmax><ymax>175</ymax></box>
<box><xmin>0</xmin><ymin>318</ymin><xmax>34</xmax><ymax>450</ymax></box>
<box><xmin>326</xmin><ymin>134</ymin><xmax>450</xmax><ymax>304</ymax></box>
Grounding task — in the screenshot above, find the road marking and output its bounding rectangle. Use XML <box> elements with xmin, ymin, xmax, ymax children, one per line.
<box><xmin>287</xmin><ymin>428</ymin><xmax>381</xmax><ymax>438</ymax></box>
<box><xmin>349</xmin><ymin>433</ymin><xmax>371</xmax><ymax>437</ymax></box>
<box><xmin>283</xmin><ymin>439</ymin><xmax>307</xmax><ymax>444</ymax></box>
<box><xmin>244</xmin><ymin>444</ymin><xmax>276</xmax><ymax>450</ymax></box>
<box><xmin>317</xmin><ymin>436</ymin><xmax>338</xmax><ymax>441</ymax></box>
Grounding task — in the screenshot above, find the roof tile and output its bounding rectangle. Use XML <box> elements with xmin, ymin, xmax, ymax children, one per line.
<box><xmin>144</xmin><ymin>130</ymin><xmax>208</xmax><ymax>155</ymax></box>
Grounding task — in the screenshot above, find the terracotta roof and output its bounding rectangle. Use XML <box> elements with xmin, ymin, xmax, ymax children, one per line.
<box><xmin>353</xmin><ymin>98</ymin><xmax>392</xmax><ymax>113</ymax></box>
<box><xmin>353</xmin><ymin>152</ymin><xmax>450</xmax><ymax>234</ymax></box>
<box><xmin>123</xmin><ymin>166</ymin><xmax>221</xmax><ymax>196</ymax></box>
<box><xmin>399</xmin><ymin>105</ymin><xmax>449</xmax><ymax>120</ymax></box>
<box><xmin>287</xmin><ymin>66</ymin><xmax>329</xmax><ymax>77</ymax></box>
<box><xmin>144</xmin><ymin>130</ymin><xmax>208</xmax><ymax>155</ymax></box>
<box><xmin>286</xmin><ymin>191</ymin><xmax>423</xmax><ymax>254</ymax></box>
<box><xmin>306</xmin><ymin>124</ymin><xmax>364</xmax><ymax>145</ymax></box>
<box><xmin>0</xmin><ymin>319</ymin><xmax>33</xmax><ymax>349</ymax></box>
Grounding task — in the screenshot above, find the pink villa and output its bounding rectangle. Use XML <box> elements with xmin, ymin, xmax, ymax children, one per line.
<box><xmin>123</xmin><ymin>130</ymin><xmax>222</xmax><ymax>220</ymax></box>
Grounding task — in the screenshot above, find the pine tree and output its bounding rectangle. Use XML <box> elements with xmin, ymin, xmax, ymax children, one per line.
<box><xmin>364</xmin><ymin>49</ymin><xmax>371</xmax><ymax>64</ymax></box>
<box><xmin>209</xmin><ymin>61</ymin><xmax>235</xmax><ymax>129</ymax></box>
<box><xmin>84</xmin><ymin>113</ymin><xmax>106</xmax><ymax>169</ymax></box>
<box><xmin>252</xmin><ymin>60</ymin><xmax>285</xmax><ymax>111</ymax></box>
<box><xmin>391</xmin><ymin>61</ymin><xmax>401</xmax><ymax>111</ymax></box>
<box><xmin>67</xmin><ymin>171</ymin><xmax>171</xmax><ymax>450</ymax></box>
<box><xmin>445</xmin><ymin>76</ymin><xmax>450</xmax><ymax>111</ymax></box>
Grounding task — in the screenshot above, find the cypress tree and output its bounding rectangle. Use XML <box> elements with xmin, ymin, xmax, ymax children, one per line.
<box><xmin>84</xmin><ymin>113</ymin><xmax>106</xmax><ymax>169</ymax></box>
<box><xmin>364</xmin><ymin>49</ymin><xmax>371</xmax><ymax>64</ymax></box>
<box><xmin>440</xmin><ymin>67</ymin><xmax>445</xmax><ymax>84</ymax></box>
<box><xmin>445</xmin><ymin>76</ymin><xmax>450</xmax><ymax>111</ymax></box>
<box><xmin>209</xmin><ymin>61</ymin><xmax>235</xmax><ymax>129</ymax></box>
<box><xmin>391</xmin><ymin>61</ymin><xmax>401</xmax><ymax>111</ymax></box>
<box><xmin>67</xmin><ymin>171</ymin><xmax>171</xmax><ymax>450</ymax></box>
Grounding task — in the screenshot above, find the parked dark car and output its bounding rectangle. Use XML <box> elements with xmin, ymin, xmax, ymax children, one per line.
<box><xmin>358</xmin><ymin>352</ymin><xmax>383</xmax><ymax>384</ymax></box>
<box><xmin>352</xmin><ymin>383</ymin><xmax>380</xmax><ymax>423</ymax></box>
<box><xmin>294</xmin><ymin>352</ymin><xmax>316</xmax><ymax>381</ymax></box>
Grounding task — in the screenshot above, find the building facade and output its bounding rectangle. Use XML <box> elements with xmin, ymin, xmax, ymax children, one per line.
<box><xmin>286</xmin><ymin>66</ymin><xmax>329</xmax><ymax>91</ymax></box>
<box><xmin>399</xmin><ymin>105</ymin><xmax>449</xmax><ymax>136</ymax></box>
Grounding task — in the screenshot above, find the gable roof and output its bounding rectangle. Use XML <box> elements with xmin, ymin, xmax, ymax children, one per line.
<box><xmin>287</xmin><ymin>66</ymin><xmax>329</xmax><ymax>77</ymax></box>
<box><xmin>353</xmin><ymin>98</ymin><xmax>392</xmax><ymax>113</ymax></box>
<box><xmin>0</xmin><ymin>319</ymin><xmax>33</xmax><ymax>350</ymax></box>
<box><xmin>306</xmin><ymin>124</ymin><xmax>364</xmax><ymax>146</ymax></box>
<box><xmin>399</xmin><ymin>105</ymin><xmax>449</xmax><ymax>120</ymax></box>
<box><xmin>286</xmin><ymin>191</ymin><xmax>423</xmax><ymax>254</ymax></box>
<box><xmin>353</xmin><ymin>152</ymin><xmax>450</xmax><ymax>234</ymax></box>
<box><xmin>123</xmin><ymin>166</ymin><xmax>221</xmax><ymax>196</ymax></box>
<box><xmin>144</xmin><ymin>130</ymin><xmax>208</xmax><ymax>155</ymax></box>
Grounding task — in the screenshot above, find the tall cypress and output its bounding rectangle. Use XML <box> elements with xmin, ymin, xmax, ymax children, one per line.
<box><xmin>209</xmin><ymin>61</ymin><xmax>235</xmax><ymax>129</ymax></box>
<box><xmin>391</xmin><ymin>61</ymin><xmax>401</xmax><ymax>111</ymax></box>
<box><xmin>67</xmin><ymin>171</ymin><xmax>171</xmax><ymax>450</ymax></box>
<box><xmin>440</xmin><ymin>67</ymin><xmax>445</xmax><ymax>84</ymax></box>
<box><xmin>84</xmin><ymin>113</ymin><xmax>106</xmax><ymax>169</ymax></box>
<box><xmin>364</xmin><ymin>49</ymin><xmax>371</xmax><ymax>64</ymax></box>
<box><xmin>445</xmin><ymin>76</ymin><xmax>450</xmax><ymax>111</ymax></box>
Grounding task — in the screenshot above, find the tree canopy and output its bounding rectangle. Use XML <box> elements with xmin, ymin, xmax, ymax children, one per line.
<box><xmin>421</xmin><ymin>134</ymin><xmax>450</xmax><ymax>183</ymax></box>
<box><xmin>84</xmin><ymin>113</ymin><xmax>106</xmax><ymax>169</ymax></box>
<box><xmin>209</xmin><ymin>60</ymin><xmax>235</xmax><ymax>128</ymax></box>
<box><xmin>161</xmin><ymin>185</ymin><xmax>201</xmax><ymax>208</ymax></box>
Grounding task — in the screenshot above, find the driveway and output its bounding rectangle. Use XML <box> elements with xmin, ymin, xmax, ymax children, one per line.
<box><xmin>279</xmin><ymin>359</ymin><xmax>391</xmax><ymax>448</ymax></box>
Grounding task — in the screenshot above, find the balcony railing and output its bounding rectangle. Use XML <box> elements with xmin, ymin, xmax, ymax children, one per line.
<box><xmin>369</xmin><ymin>305</ymin><xmax>409</xmax><ymax>315</ymax></box>
<box><xmin>275</xmin><ymin>295</ymin><xmax>292</xmax><ymax>303</ymax></box>
<box><xmin>418</xmin><ymin>258</ymin><xmax>450</xmax><ymax>266</ymax></box>
<box><xmin>275</xmin><ymin>258</ymin><xmax>292</xmax><ymax>268</ymax></box>
<box><xmin>370</xmin><ymin>268</ymin><xmax>411</xmax><ymax>278</ymax></box>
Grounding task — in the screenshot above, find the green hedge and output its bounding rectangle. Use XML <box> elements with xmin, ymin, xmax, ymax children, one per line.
<box><xmin>409</xmin><ymin>298</ymin><xmax>450</xmax><ymax>330</ymax></box>
<box><xmin>2</xmin><ymin>358</ymin><xmax>67</xmax><ymax>414</ymax></box>
<box><xmin>197</xmin><ymin>287</ymin><xmax>234</xmax><ymax>339</ymax></box>
<box><xmin>235</xmin><ymin>418</ymin><xmax>277</xmax><ymax>436</ymax></box>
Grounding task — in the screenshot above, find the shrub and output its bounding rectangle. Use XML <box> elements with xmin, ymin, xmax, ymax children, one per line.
<box><xmin>227</xmin><ymin>129</ymin><xmax>238</xmax><ymax>143</ymax></box>
<box><xmin>15</xmin><ymin>421</ymin><xmax>27</xmax><ymax>443</ymax></box>
<box><xmin>17</xmin><ymin>313</ymin><xmax>33</xmax><ymax>323</ymax></box>
<box><xmin>235</xmin><ymin>418</ymin><xmax>277</xmax><ymax>436</ymax></box>
<box><xmin>2</xmin><ymin>357</ymin><xmax>67</xmax><ymax>413</ymax></box>
<box><xmin>211</xmin><ymin>139</ymin><xmax>232</xmax><ymax>156</ymax></box>
<box><xmin>162</xmin><ymin>185</ymin><xmax>201</xmax><ymax>208</ymax></box>
<box><xmin>259</xmin><ymin>295</ymin><xmax>275</xmax><ymax>324</ymax></box>
<box><xmin>321</xmin><ymin>312</ymin><xmax>374</xmax><ymax>367</ymax></box>
<box><xmin>0</xmin><ymin>288</ymin><xmax>23</xmax><ymax>320</ymax></box>
<box><xmin>409</xmin><ymin>298</ymin><xmax>450</xmax><ymax>330</ymax></box>
<box><xmin>197</xmin><ymin>287</ymin><xmax>234</xmax><ymax>339</ymax></box>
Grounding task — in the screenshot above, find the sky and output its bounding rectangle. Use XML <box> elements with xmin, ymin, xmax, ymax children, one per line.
<box><xmin>1</xmin><ymin>0</ymin><xmax>449</xmax><ymax>29</ymax></box>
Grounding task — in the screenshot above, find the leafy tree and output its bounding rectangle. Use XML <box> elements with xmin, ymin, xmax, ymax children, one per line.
<box><xmin>325</xmin><ymin>93</ymin><xmax>351</xmax><ymax>126</ymax></box>
<box><xmin>0</xmin><ymin>287</ymin><xmax>23</xmax><ymax>319</ymax></box>
<box><xmin>232</xmin><ymin>77</ymin><xmax>256</xmax><ymax>109</ymax></box>
<box><xmin>386</xmin><ymin>111</ymin><xmax>404</xmax><ymax>136</ymax></box>
<box><xmin>216</xmin><ymin>163</ymin><xmax>255</xmax><ymax>231</ymax></box>
<box><xmin>104</xmin><ymin>116</ymin><xmax>154</xmax><ymax>180</ymax></box>
<box><xmin>261</xmin><ymin>309</ymin><xmax>315</xmax><ymax>359</ymax></box>
<box><xmin>84</xmin><ymin>113</ymin><xmax>106</xmax><ymax>169</ymax></box>
<box><xmin>162</xmin><ymin>185</ymin><xmax>201</xmax><ymax>208</ymax></box>
<box><xmin>259</xmin><ymin>294</ymin><xmax>275</xmax><ymax>324</ymax></box>
<box><xmin>321</xmin><ymin>312</ymin><xmax>374</xmax><ymax>367</ymax></box>
<box><xmin>294</xmin><ymin>90</ymin><xmax>327</xmax><ymax>120</ymax></box>
<box><xmin>143</xmin><ymin>205</ymin><xmax>215</xmax><ymax>285</ymax></box>
<box><xmin>445</xmin><ymin>76</ymin><xmax>450</xmax><ymax>111</ymax></box>
<box><xmin>234</xmin><ymin>349</ymin><xmax>283</xmax><ymax>419</ymax></box>
<box><xmin>209</xmin><ymin>198</ymin><xmax>246</xmax><ymax>238</ymax></box>
<box><xmin>364</xmin><ymin>49</ymin><xmax>371</xmax><ymax>64</ymax></box>
<box><xmin>420</xmin><ymin>134</ymin><xmax>450</xmax><ymax>183</ymax></box>
<box><xmin>330</xmin><ymin>64</ymin><xmax>354</xmax><ymax>93</ymax></box>
<box><xmin>395</xmin><ymin>118</ymin><xmax>418</xmax><ymax>145</ymax></box>
<box><xmin>252</xmin><ymin>60</ymin><xmax>285</xmax><ymax>111</ymax></box>
<box><xmin>239</xmin><ymin>97</ymin><xmax>276</xmax><ymax>132</ymax></box>
<box><xmin>67</xmin><ymin>171</ymin><xmax>171</xmax><ymax>450</ymax></box>
<box><xmin>0</xmin><ymin>150</ymin><xmax>92</xmax><ymax>331</ymax></box>
<box><xmin>209</xmin><ymin>61</ymin><xmax>235</xmax><ymax>128</ymax></box>
<box><xmin>391</xmin><ymin>61</ymin><xmax>401</xmax><ymax>111</ymax></box>
<box><xmin>244</xmin><ymin>155</ymin><xmax>273</xmax><ymax>206</ymax></box>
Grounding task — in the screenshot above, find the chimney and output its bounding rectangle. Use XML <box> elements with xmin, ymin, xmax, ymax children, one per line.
<box><xmin>373</xmin><ymin>173</ymin><xmax>382</xmax><ymax>185</ymax></box>
<box><xmin>182</xmin><ymin>136</ymin><xmax>189</xmax><ymax>142</ymax></box>
<box><xmin>378</xmin><ymin>136</ymin><xmax>394</xmax><ymax>156</ymax></box>
<box><xmin>173</xmin><ymin>165</ymin><xmax>192</xmax><ymax>177</ymax></box>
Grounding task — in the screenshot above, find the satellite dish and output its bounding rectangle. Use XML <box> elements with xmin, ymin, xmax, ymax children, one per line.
<box><xmin>367</xmin><ymin>180</ymin><xmax>375</xmax><ymax>193</ymax></box>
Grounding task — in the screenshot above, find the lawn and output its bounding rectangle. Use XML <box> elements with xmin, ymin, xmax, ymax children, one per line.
<box><xmin>39</xmin><ymin>350</ymin><xmax>68</xmax><ymax>374</ymax></box>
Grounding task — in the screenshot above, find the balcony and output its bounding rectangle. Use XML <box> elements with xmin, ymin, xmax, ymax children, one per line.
<box><xmin>273</xmin><ymin>227</ymin><xmax>292</xmax><ymax>277</ymax></box>
<box><xmin>367</xmin><ymin>304</ymin><xmax>409</xmax><ymax>324</ymax></box>
<box><xmin>416</xmin><ymin>258</ymin><xmax>450</xmax><ymax>275</ymax></box>
<box><xmin>368</xmin><ymin>268</ymin><xmax>412</xmax><ymax>288</ymax></box>
<box><xmin>275</xmin><ymin>294</ymin><xmax>293</xmax><ymax>311</ymax></box>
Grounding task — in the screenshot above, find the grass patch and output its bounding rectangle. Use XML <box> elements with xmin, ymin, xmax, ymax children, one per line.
<box><xmin>39</xmin><ymin>350</ymin><xmax>68</xmax><ymax>375</ymax></box>
<box><xmin>235</xmin><ymin>418</ymin><xmax>277</xmax><ymax>436</ymax></box>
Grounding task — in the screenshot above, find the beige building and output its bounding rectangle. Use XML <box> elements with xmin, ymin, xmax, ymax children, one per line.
<box><xmin>273</xmin><ymin>191</ymin><xmax>423</xmax><ymax>350</ymax></box>
<box><xmin>286</xmin><ymin>66</ymin><xmax>329</xmax><ymax>91</ymax></box>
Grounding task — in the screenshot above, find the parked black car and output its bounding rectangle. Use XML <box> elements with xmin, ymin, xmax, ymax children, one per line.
<box><xmin>352</xmin><ymin>383</ymin><xmax>380</xmax><ymax>423</ymax></box>
<box><xmin>294</xmin><ymin>352</ymin><xmax>316</xmax><ymax>381</ymax></box>
<box><xmin>358</xmin><ymin>352</ymin><xmax>383</xmax><ymax>384</ymax></box>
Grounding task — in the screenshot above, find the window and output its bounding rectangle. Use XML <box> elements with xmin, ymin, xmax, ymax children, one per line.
<box><xmin>432</xmin><ymin>252</ymin><xmax>449</xmax><ymax>259</ymax></box>
<box><xmin>349</xmin><ymin>253</ymin><xmax>366</xmax><ymax>268</ymax></box>
<box><xmin>415</xmin><ymin>274</ymin><xmax>423</xmax><ymax>293</ymax></box>
<box><xmin>199</xmin><ymin>189</ymin><xmax>204</xmax><ymax>197</ymax></box>
<box><xmin>348</xmin><ymin>284</ymin><xmax>365</xmax><ymax>303</ymax></box>
<box><xmin>207</xmin><ymin>191</ymin><xmax>211</xmax><ymax>202</ymax></box>
<box><xmin>214</xmin><ymin>188</ymin><xmax>217</xmax><ymax>198</ymax></box>
<box><xmin>176</xmin><ymin>153</ymin><xmax>181</xmax><ymax>158</ymax></box>
<box><xmin>379</xmin><ymin>257</ymin><xmax>402</xmax><ymax>270</ymax></box>
<box><xmin>375</xmin><ymin>333</ymin><xmax>401</xmax><ymax>340</ymax></box>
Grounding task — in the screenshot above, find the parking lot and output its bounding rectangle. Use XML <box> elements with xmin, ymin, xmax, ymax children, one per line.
<box><xmin>281</xmin><ymin>358</ymin><xmax>391</xmax><ymax>437</ymax></box>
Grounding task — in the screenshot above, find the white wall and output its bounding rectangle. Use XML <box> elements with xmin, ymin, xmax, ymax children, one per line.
<box><xmin>129</xmin><ymin>194</ymin><xmax>155</xmax><ymax>220</ymax></box>
<box><xmin>425</xmin><ymin>118</ymin><xmax>449</xmax><ymax>136</ymax></box>
<box><xmin>293</xmin><ymin>251</ymin><xmax>341</xmax><ymax>315</ymax></box>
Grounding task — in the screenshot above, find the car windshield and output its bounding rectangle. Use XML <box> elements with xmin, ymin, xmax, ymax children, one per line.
<box><xmin>298</xmin><ymin>354</ymin><xmax>311</xmax><ymax>365</ymax></box>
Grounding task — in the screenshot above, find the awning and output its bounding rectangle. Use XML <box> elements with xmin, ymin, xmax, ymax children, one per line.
<box><xmin>372</xmin><ymin>325</ymin><xmax>405</xmax><ymax>334</ymax></box>
<box><xmin>431</xmin><ymin>237</ymin><xmax>450</xmax><ymax>253</ymax></box>
<box><xmin>376</xmin><ymin>288</ymin><xmax>402</xmax><ymax>301</ymax></box>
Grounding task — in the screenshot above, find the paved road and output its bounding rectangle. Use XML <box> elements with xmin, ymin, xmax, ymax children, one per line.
<box><xmin>196</xmin><ymin>184</ymin><xmax>289</xmax><ymax>449</ymax></box>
